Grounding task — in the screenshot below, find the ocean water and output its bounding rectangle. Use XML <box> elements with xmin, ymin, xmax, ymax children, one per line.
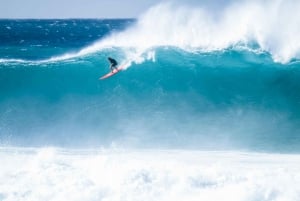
<box><xmin>1</xmin><ymin>1</ymin><xmax>300</xmax><ymax>200</ymax></box>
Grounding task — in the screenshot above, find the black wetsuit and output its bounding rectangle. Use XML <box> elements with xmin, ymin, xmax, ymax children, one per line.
<box><xmin>108</xmin><ymin>58</ymin><xmax>118</xmax><ymax>67</ymax></box>
<box><xmin>108</xmin><ymin>57</ymin><xmax>118</xmax><ymax>72</ymax></box>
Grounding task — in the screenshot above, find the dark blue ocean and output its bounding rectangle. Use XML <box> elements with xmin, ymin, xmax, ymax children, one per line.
<box><xmin>1</xmin><ymin>2</ymin><xmax>300</xmax><ymax>200</ymax></box>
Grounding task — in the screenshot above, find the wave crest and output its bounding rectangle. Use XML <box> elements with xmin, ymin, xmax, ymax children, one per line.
<box><xmin>89</xmin><ymin>0</ymin><xmax>300</xmax><ymax>63</ymax></box>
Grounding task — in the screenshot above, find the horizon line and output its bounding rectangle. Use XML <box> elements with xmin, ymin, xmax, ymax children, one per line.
<box><xmin>0</xmin><ymin>17</ymin><xmax>137</xmax><ymax>20</ymax></box>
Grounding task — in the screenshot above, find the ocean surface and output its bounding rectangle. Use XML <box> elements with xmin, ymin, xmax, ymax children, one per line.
<box><xmin>1</xmin><ymin>1</ymin><xmax>300</xmax><ymax>200</ymax></box>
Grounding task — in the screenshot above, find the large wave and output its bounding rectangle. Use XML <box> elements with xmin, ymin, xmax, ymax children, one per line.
<box><xmin>1</xmin><ymin>2</ymin><xmax>300</xmax><ymax>151</ymax></box>
<box><xmin>1</xmin><ymin>48</ymin><xmax>300</xmax><ymax>150</ymax></box>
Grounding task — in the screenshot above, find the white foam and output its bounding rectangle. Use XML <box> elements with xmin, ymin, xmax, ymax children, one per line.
<box><xmin>0</xmin><ymin>58</ymin><xmax>28</xmax><ymax>63</ymax></box>
<box><xmin>81</xmin><ymin>0</ymin><xmax>300</xmax><ymax>63</ymax></box>
<box><xmin>0</xmin><ymin>147</ymin><xmax>300</xmax><ymax>201</ymax></box>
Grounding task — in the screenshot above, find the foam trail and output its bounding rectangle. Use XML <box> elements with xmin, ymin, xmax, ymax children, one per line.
<box><xmin>0</xmin><ymin>58</ymin><xmax>30</xmax><ymax>64</ymax></box>
<box><xmin>0</xmin><ymin>55</ymin><xmax>80</xmax><ymax>65</ymax></box>
<box><xmin>0</xmin><ymin>46</ymin><xmax>154</xmax><ymax>70</ymax></box>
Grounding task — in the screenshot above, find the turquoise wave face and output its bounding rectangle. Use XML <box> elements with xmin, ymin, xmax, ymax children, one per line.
<box><xmin>1</xmin><ymin>47</ymin><xmax>300</xmax><ymax>151</ymax></box>
<box><xmin>1</xmin><ymin>19</ymin><xmax>300</xmax><ymax>151</ymax></box>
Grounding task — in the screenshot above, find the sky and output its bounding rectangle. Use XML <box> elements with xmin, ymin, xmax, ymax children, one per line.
<box><xmin>0</xmin><ymin>0</ymin><xmax>164</xmax><ymax>19</ymax></box>
<box><xmin>0</xmin><ymin>0</ymin><xmax>234</xmax><ymax>19</ymax></box>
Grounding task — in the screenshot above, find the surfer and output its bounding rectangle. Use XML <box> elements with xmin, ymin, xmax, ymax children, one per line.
<box><xmin>108</xmin><ymin>57</ymin><xmax>118</xmax><ymax>73</ymax></box>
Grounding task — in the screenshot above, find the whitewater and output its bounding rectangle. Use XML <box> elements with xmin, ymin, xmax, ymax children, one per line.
<box><xmin>1</xmin><ymin>0</ymin><xmax>300</xmax><ymax>200</ymax></box>
<box><xmin>1</xmin><ymin>148</ymin><xmax>300</xmax><ymax>201</ymax></box>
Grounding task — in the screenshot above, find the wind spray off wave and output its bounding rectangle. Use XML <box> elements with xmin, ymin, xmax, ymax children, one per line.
<box><xmin>87</xmin><ymin>0</ymin><xmax>300</xmax><ymax>64</ymax></box>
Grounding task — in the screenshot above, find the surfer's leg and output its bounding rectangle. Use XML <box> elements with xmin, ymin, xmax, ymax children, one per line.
<box><xmin>110</xmin><ymin>65</ymin><xmax>115</xmax><ymax>72</ymax></box>
<box><xmin>112</xmin><ymin>65</ymin><xmax>118</xmax><ymax>72</ymax></box>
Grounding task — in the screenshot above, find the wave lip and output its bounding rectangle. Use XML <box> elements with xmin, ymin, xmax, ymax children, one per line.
<box><xmin>80</xmin><ymin>0</ymin><xmax>300</xmax><ymax>64</ymax></box>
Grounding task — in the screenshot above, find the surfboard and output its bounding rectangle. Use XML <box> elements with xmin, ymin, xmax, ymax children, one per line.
<box><xmin>99</xmin><ymin>66</ymin><xmax>124</xmax><ymax>80</ymax></box>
